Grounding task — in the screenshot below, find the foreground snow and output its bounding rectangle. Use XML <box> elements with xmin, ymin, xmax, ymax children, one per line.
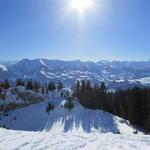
<box><xmin>0</xmin><ymin>128</ymin><xmax>150</xmax><ymax>150</ymax></box>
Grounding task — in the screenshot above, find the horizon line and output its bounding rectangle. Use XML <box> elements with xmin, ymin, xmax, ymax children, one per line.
<box><xmin>0</xmin><ymin>58</ymin><xmax>150</xmax><ymax>63</ymax></box>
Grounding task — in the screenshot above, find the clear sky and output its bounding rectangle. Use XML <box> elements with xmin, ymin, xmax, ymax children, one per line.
<box><xmin>0</xmin><ymin>0</ymin><xmax>150</xmax><ymax>61</ymax></box>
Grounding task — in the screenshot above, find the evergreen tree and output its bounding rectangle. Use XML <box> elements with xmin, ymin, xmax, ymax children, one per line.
<box><xmin>46</xmin><ymin>102</ymin><xmax>54</xmax><ymax>113</ymax></box>
<box><xmin>16</xmin><ymin>78</ymin><xmax>25</xmax><ymax>86</ymax></box>
<box><xmin>74</xmin><ymin>80</ymin><xmax>150</xmax><ymax>133</ymax></box>
<box><xmin>45</xmin><ymin>83</ymin><xmax>48</xmax><ymax>94</ymax></box>
<box><xmin>3</xmin><ymin>79</ymin><xmax>10</xmax><ymax>89</ymax></box>
<box><xmin>145</xmin><ymin>113</ymin><xmax>150</xmax><ymax>133</ymax></box>
<box><xmin>26</xmin><ymin>80</ymin><xmax>33</xmax><ymax>90</ymax></box>
<box><xmin>48</xmin><ymin>82</ymin><xmax>56</xmax><ymax>91</ymax></box>
<box><xmin>41</xmin><ymin>85</ymin><xmax>45</xmax><ymax>94</ymax></box>
<box><xmin>57</xmin><ymin>81</ymin><xmax>63</xmax><ymax>91</ymax></box>
<box><xmin>75</xmin><ymin>80</ymin><xmax>80</xmax><ymax>97</ymax></box>
<box><xmin>33</xmin><ymin>81</ymin><xmax>40</xmax><ymax>92</ymax></box>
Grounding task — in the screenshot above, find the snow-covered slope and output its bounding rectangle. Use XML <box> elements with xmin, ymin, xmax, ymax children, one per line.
<box><xmin>0</xmin><ymin>99</ymin><xmax>149</xmax><ymax>150</ymax></box>
<box><xmin>130</xmin><ymin>77</ymin><xmax>150</xmax><ymax>86</ymax></box>
<box><xmin>0</xmin><ymin>93</ymin><xmax>149</xmax><ymax>150</ymax></box>
<box><xmin>0</xmin><ymin>95</ymin><xmax>139</xmax><ymax>134</ymax></box>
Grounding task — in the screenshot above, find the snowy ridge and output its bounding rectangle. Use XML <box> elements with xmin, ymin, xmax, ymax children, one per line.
<box><xmin>0</xmin><ymin>64</ymin><xmax>8</xmax><ymax>71</ymax></box>
<box><xmin>130</xmin><ymin>77</ymin><xmax>150</xmax><ymax>85</ymax></box>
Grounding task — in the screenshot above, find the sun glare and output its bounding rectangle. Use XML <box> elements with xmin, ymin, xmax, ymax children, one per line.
<box><xmin>70</xmin><ymin>0</ymin><xmax>93</xmax><ymax>15</ymax></box>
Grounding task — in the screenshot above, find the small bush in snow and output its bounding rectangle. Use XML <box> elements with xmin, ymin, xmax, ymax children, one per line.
<box><xmin>133</xmin><ymin>130</ymin><xmax>138</xmax><ymax>134</ymax></box>
<box><xmin>64</xmin><ymin>100</ymin><xmax>74</xmax><ymax>111</ymax></box>
<box><xmin>46</xmin><ymin>102</ymin><xmax>54</xmax><ymax>114</ymax></box>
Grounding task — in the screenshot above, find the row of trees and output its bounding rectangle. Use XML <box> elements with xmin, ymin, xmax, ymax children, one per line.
<box><xmin>113</xmin><ymin>87</ymin><xmax>150</xmax><ymax>133</ymax></box>
<box><xmin>74</xmin><ymin>80</ymin><xmax>112</xmax><ymax>111</ymax></box>
<box><xmin>0</xmin><ymin>79</ymin><xmax>63</xmax><ymax>93</ymax></box>
<box><xmin>74</xmin><ymin>80</ymin><xmax>150</xmax><ymax>133</ymax></box>
<box><xmin>0</xmin><ymin>79</ymin><xmax>10</xmax><ymax>89</ymax></box>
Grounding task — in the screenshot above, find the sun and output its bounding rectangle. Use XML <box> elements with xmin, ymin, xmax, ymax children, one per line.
<box><xmin>70</xmin><ymin>0</ymin><xmax>93</xmax><ymax>15</ymax></box>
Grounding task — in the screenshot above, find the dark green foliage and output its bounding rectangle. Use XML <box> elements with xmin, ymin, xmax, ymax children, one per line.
<box><xmin>46</xmin><ymin>102</ymin><xmax>54</xmax><ymax>113</ymax></box>
<box><xmin>74</xmin><ymin>80</ymin><xmax>150</xmax><ymax>133</ymax></box>
<box><xmin>26</xmin><ymin>80</ymin><xmax>33</xmax><ymax>90</ymax></box>
<box><xmin>57</xmin><ymin>81</ymin><xmax>63</xmax><ymax>91</ymax></box>
<box><xmin>74</xmin><ymin>80</ymin><xmax>80</xmax><ymax>97</ymax></box>
<box><xmin>63</xmin><ymin>99</ymin><xmax>74</xmax><ymax>111</ymax></box>
<box><xmin>45</xmin><ymin>83</ymin><xmax>49</xmax><ymax>94</ymax></box>
<box><xmin>33</xmin><ymin>81</ymin><xmax>41</xmax><ymax>92</ymax></box>
<box><xmin>0</xmin><ymin>79</ymin><xmax>10</xmax><ymax>89</ymax></box>
<box><xmin>48</xmin><ymin>82</ymin><xmax>56</xmax><ymax>91</ymax></box>
<box><xmin>0</xmin><ymin>87</ymin><xmax>5</xmax><ymax>100</ymax></box>
<box><xmin>113</xmin><ymin>87</ymin><xmax>150</xmax><ymax>132</ymax></box>
<box><xmin>16</xmin><ymin>78</ymin><xmax>25</xmax><ymax>86</ymax></box>
<box><xmin>41</xmin><ymin>85</ymin><xmax>45</xmax><ymax>94</ymax></box>
<box><xmin>75</xmin><ymin>80</ymin><xmax>111</xmax><ymax>112</ymax></box>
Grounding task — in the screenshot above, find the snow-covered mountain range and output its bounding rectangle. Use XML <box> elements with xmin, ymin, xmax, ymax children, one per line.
<box><xmin>1</xmin><ymin>59</ymin><xmax>150</xmax><ymax>88</ymax></box>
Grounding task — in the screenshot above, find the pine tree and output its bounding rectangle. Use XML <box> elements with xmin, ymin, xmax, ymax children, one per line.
<box><xmin>33</xmin><ymin>81</ymin><xmax>40</xmax><ymax>92</ymax></box>
<box><xmin>57</xmin><ymin>81</ymin><xmax>63</xmax><ymax>91</ymax></box>
<box><xmin>41</xmin><ymin>85</ymin><xmax>45</xmax><ymax>94</ymax></box>
<box><xmin>45</xmin><ymin>83</ymin><xmax>48</xmax><ymax>94</ymax></box>
<box><xmin>79</xmin><ymin>80</ymin><xmax>86</xmax><ymax>104</ymax></box>
<box><xmin>145</xmin><ymin>113</ymin><xmax>150</xmax><ymax>133</ymax></box>
<box><xmin>3</xmin><ymin>79</ymin><xmax>10</xmax><ymax>89</ymax></box>
<box><xmin>46</xmin><ymin>102</ymin><xmax>54</xmax><ymax>113</ymax></box>
<box><xmin>16</xmin><ymin>78</ymin><xmax>24</xmax><ymax>86</ymax></box>
<box><xmin>48</xmin><ymin>82</ymin><xmax>56</xmax><ymax>91</ymax></box>
<box><xmin>75</xmin><ymin>80</ymin><xmax>80</xmax><ymax>97</ymax></box>
<box><xmin>26</xmin><ymin>80</ymin><xmax>33</xmax><ymax>90</ymax></box>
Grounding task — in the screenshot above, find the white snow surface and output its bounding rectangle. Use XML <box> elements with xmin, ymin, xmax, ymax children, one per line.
<box><xmin>134</xmin><ymin>77</ymin><xmax>150</xmax><ymax>85</ymax></box>
<box><xmin>0</xmin><ymin>128</ymin><xmax>150</xmax><ymax>150</ymax></box>
<box><xmin>0</xmin><ymin>93</ymin><xmax>150</xmax><ymax>150</ymax></box>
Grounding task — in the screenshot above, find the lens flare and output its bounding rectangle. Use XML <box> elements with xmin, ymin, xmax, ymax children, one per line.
<box><xmin>70</xmin><ymin>0</ymin><xmax>93</xmax><ymax>15</ymax></box>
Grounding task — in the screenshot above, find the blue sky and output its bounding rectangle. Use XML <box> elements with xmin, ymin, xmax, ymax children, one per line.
<box><xmin>0</xmin><ymin>0</ymin><xmax>150</xmax><ymax>61</ymax></box>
